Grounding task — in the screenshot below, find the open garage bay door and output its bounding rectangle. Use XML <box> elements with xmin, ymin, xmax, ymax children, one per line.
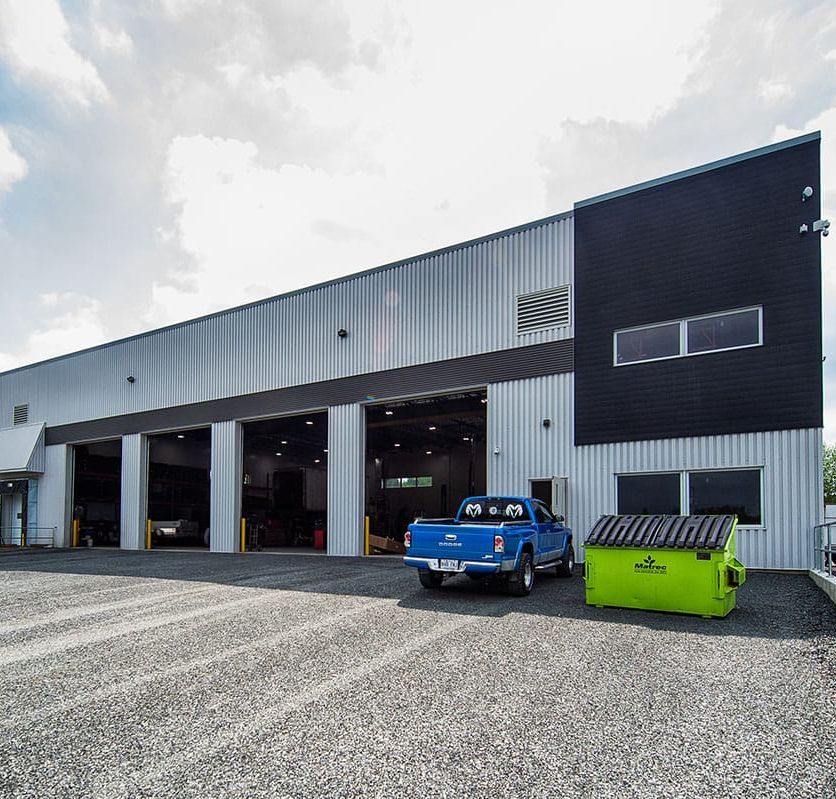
<box><xmin>241</xmin><ymin>413</ymin><xmax>328</xmax><ymax>551</ymax></box>
<box><xmin>72</xmin><ymin>440</ymin><xmax>122</xmax><ymax>547</ymax></box>
<box><xmin>365</xmin><ymin>391</ymin><xmax>486</xmax><ymax>554</ymax></box>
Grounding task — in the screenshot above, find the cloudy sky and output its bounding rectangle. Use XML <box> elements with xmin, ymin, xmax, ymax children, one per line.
<box><xmin>0</xmin><ymin>0</ymin><xmax>834</xmax><ymax>440</ymax></box>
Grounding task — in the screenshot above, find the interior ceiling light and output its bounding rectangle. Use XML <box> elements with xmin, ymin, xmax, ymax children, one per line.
<box><xmin>314</xmin><ymin>458</ymin><xmax>321</xmax><ymax>463</ymax></box>
<box><xmin>280</xmin><ymin>440</ymin><xmax>287</xmax><ymax>444</ymax></box>
<box><xmin>306</xmin><ymin>420</ymin><xmax>314</xmax><ymax>425</ymax></box>
<box><xmin>462</xmin><ymin>436</ymin><xmax>470</xmax><ymax>441</ymax></box>
<box><xmin>177</xmin><ymin>434</ymin><xmax>185</xmax><ymax>439</ymax></box>
<box><xmin>428</xmin><ymin>425</ymin><xmax>437</xmax><ymax>431</ymax></box>
<box><xmin>385</xmin><ymin>410</ymin><xmax>394</xmax><ymax>416</ymax></box>
<box><xmin>323</xmin><ymin>449</ymin><xmax>328</xmax><ymax>453</ymax></box>
<box><xmin>394</xmin><ymin>443</ymin><xmax>401</xmax><ymax>447</ymax></box>
<box><xmin>425</xmin><ymin>451</ymin><xmax>432</xmax><ymax>455</ymax></box>
<box><xmin>276</xmin><ymin>452</ymin><xmax>282</xmax><ymax>456</ymax></box>
<box><xmin>481</xmin><ymin>398</ymin><xmax>488</xmax><ymax>404</ymax></box>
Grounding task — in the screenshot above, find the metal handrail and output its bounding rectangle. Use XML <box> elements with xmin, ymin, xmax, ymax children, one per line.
<box><xmin>0</xmin><ymin>526</ymin><xmax>56</xmax><ymax>547</ymax></box>
<box><xmin>813</xmin><ymin>521</ymin><xmax>836</xmax><ymax>577</ymax></box>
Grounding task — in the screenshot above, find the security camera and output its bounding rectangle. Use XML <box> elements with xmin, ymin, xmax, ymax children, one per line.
<box><xmin>802</xmin><ymin>186</ymin><xmax>814</xmax><ymax>202</ymax></box>
<box><xmin>493</xmin><ymin>447</ymin><xmax>501</xmax><ymax>455</ymax></box>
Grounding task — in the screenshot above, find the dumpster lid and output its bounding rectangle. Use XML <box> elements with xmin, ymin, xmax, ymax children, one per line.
<box><xmin>585</xmin><ymin>514</ymin><xmax>736</xmax><ymax>550</ymax></box>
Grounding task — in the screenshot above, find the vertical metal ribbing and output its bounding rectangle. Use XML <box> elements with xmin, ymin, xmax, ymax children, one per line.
<box><xmin>36</xmin><ymin>444</ymin><xmax>72</xmax><ymax>547</ymax></box>
<box><xmin>210</xmin><ymin>420</ymin><xmax>243</xmax><ymax>553</ymax></box>
<box><xmin>327</xmin><ymin>403</ymin><xmax>364</xmax><ymax>556</ymax></box>
<box><xmin>120</xmin><ymin>433</ymin><xmax>149</xmax><ymax>550</ymax></box>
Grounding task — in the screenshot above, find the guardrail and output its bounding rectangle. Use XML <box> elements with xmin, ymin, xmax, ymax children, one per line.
<box><xmin>813</xmin><ymin>521</ymin><xmax>836</xmax><ymax>577</ymax></box>
<box><xmin>0</xmin><ymin>527</ymin><xmax>57</xmax><ymax>547</ymax></box>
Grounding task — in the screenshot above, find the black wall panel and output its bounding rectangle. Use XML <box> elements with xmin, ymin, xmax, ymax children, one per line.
<box><xmin>574</xmin><ymin>138</ymin><xmax>823</xmax><ymax>445</ymax></box>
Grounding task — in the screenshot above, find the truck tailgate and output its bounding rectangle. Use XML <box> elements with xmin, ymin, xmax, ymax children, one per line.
<box><xmin>409</xmin><ymin>523</ymin><xmax>496</xmax><ymax>562</ymax></box>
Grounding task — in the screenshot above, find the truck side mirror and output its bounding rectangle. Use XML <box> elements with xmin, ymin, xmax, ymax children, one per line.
<box><xmin>555</xmin><ymin>514</ymin><xmax>565</xmax><ymax>523</ymax></box>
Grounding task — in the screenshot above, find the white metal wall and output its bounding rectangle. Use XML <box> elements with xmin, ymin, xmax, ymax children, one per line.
<box><xmin>36</xmin><ymin>444</ymin><xmax>72</xmax><ymax>547</ymax></box>
<box><xmin>487</xmin><ymin>373</ymin><xmax>823</xmax><ymax>571</ymax></box>
<box><xmin>327</xmin><ymin>403</ymin><xmax>365</xmax><ymax>556</ymax></box>
<box><xmin>0</xmin><ymin>216</ymin><xmax>574</xmax><ymax>429</ymax></box>
<box><xmin>120</xmin><ymin>433</ymin><xmax>148</xmax><ymax>550</ymax></box>
<box><xmin>210</xmin><ymin>420</ymin><xmax>242</xmax><ymax>553</ymax></box>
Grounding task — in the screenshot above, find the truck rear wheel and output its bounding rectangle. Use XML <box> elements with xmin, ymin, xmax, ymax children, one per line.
<box><xmin>508</xmin><ymin>552</ymin><xmax>534</xmax><ymax>597</ymax></box>
<box><xmin>418</xmin><ymin>570</ymin><xmax>444</xmax><ymax>589</ymax></box>
<box><xmin>555</xmin><ymin>546</ymin><xmax>575</xmax><ymax>578</ymax></box>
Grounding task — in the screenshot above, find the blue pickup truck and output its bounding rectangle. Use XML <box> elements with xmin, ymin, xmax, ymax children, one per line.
<box><xmin>403</xmin><ymin>496</ymin><xmax>574</xmax><ymax>596</ymax></box>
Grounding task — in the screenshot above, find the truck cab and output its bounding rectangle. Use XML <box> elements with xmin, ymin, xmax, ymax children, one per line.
<box><xmin>403</xmin><ymin>496</ymin><xmax>574</xmax><ymax>596</ymax></box>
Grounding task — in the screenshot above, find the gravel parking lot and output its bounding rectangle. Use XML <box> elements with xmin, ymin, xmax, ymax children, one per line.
<box><xmin>0</xmin><ymin>548</ymin><xmax>834</xmax><ymax>799</ymax></box>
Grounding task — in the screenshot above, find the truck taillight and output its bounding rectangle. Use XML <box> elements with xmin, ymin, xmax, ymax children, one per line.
<box><xmin>404</xmin><ymin>531</ymin><xmax>411</xmax><ymax>548</ymax></box>
<box><xmin>494</xmin><ymin>535</ymin><xmax>504</xmax><ymax>553</ymax></box>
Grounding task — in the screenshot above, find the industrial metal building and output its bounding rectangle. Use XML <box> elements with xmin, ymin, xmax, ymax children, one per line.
<box><xmin>0</xmin><ymin>132</ymin><xmax>826</xmax><ymax>569</ymax></box>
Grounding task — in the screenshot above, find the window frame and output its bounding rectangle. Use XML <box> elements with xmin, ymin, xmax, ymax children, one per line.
<box><xmin>613</xmin><ymin>306</ymin><xmax>763</xmax><ymax>367</ymax></box>
<box><xmin>613</xmin><ymin>466</ymin><xmax>765</xmax><ymax>530</ymax></box>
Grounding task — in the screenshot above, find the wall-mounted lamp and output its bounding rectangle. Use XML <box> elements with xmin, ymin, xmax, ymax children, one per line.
<box><xmin>493</xmin><ymin>447</ymin><xmax>501</xmax><ymax>456</ymax></box>
<box><xmin>126</xmin><ymin>375</ymin><xmax>135</xmax><ymax>383</ymax></box>
<box><xmin>542</xmin><ymin>418</ymin><xmax>551</xmax><ymax>429</ymax></box>
<box><xmin>802</xmin><ymin>186</ymin><xmax>813</xmax><ymax>202</ymax></box>
<box><xmin>337</xmin><ymin>328</ymin><xmax>348</xmax><ymax>338</ymax></box>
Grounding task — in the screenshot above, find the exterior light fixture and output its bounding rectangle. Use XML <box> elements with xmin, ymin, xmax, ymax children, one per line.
<box><xmin>337</xmin><ymin>328</ymin><xmax>348</xmax><ymax>338</ymax></box>
<box><xmin>126</xmin><ymin>375</ymin><xmax>135</xmax><ymax>383</ymax></box>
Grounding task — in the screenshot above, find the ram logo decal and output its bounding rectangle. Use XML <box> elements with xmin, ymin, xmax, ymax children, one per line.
<box><xmin>464</xmin><ymin>503</ymin><xmax>482</xmax><ymax>517</ymax></box>
<box><xmin>505</xmin><ymin>503</ymin><xmax>524</xmax><ymax>518</ymax></box>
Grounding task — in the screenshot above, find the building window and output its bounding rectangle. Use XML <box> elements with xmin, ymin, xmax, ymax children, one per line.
<box><xmin>614</xmin><ymin>306</ymin><xmax>762</xmax><ymax>366</ymax></box>
<box><xmin>616</xmin><ymin>473</ymin><xmax>682</xmax><ymax>515</ymax></box>
<box><xmin>382</xmin><ymin>476</ymin><xmax>433</xmax><ymax>489</ymax></box>
<box><xmin>688</xmin><ymin>469</ymin><xmax>762</xmax><ymax>526</ymax></box>
<box><xmin>615</xmin><ymin>323</ymin><xmax>681</xmax><ymax>365</ymax></box>
<box><xmin>615</xmin><ymin>468</ymin><xmax>763</xmax><ymax>527</ymax></box>
<box><xmin>686</xmin><ymin>308</ymin><xmax>761</xmax><ymax>354</ymax></box>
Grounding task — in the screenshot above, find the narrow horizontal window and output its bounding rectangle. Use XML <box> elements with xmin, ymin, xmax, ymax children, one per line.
<box><xmin>615</xmin><ymin>323</ymin><xmax>680</xmax><ymax>365</ymax></box>
<box><xmin>688</xmin><ymin>469</ymin><xmax>762</xmax><ymax>526</ymax></box>
<box><xmin>686</xmin><ymin>308</ymin><xmax>761</xmax><ymax>354</ymax></box>
<box><xmin>383</xmin><ymin>476</ymin><xmax>433</xmax><ymax>489</ymax></box>
<box><xmin>616</xmin><ymin>473</ymin><xmax>681</xmax><ymax>515</ymax></box>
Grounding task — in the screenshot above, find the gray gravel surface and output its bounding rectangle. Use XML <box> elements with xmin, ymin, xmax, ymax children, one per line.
<box><xmin>0</xmin><ymin>548</ymin><xmax>834</xmax><ymax>799</ymax></box>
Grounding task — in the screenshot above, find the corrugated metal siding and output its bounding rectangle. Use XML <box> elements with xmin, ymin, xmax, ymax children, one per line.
<box><xmin>327</xmin><ymin>404</ymin><xmax>364</xmax><ymax>556</ymax></box>
<box><xmin>487</xmin><ymin>373</ymin><xmax>822</xmax><ymax>570</ymax></box>
<box><xmin>0</xmin><ymin>216</ymin><xmax>574</xmax><ymax>428</ymax></box>
<box><xmin>37</xmin><ymin>445</ymin><xmax>72</xmax><ymax>546</ymax></box>
<box><xmin>210</xmin><ymin>421</ymin><xmax>242</xmax><ymax>553</ymax></box>
<box><xmin>120</xmin><ymin>433</ymin><xmax>148</xmax><ymax>550</ymax></box>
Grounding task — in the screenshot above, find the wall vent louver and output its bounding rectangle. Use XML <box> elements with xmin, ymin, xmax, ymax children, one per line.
<box><xmin>13</xmin><ymin>404</ymin><xmax>29</xmax><ymax>426</ymax></box>
<box><xmin>516</xmin><ymin>285</ymin><xmax>571</xmax><ymax>334</ymax></box>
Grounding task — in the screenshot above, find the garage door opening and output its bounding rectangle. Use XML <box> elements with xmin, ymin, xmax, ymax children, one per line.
<box><xmin>241</xmin><ymin>413</ymin><xmax>328</xmax><ymax>551</ymax></box>
<box><xmin>365</xmin><ymin>391</ymin><xmax>486</xmax><ymax>554</ymax></box>
<box><xmin>72</xmin><ymin>440</ymin><xmax>122</xmax><ymax>547</ymax></box>
<box><xmin>147</xmin><ymin>428</ymin><xmax>210</xmax><ymax>547</ymax></box>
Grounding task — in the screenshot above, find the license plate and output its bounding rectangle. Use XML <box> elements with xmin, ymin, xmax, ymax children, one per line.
<box><xmin>440</xmin><ymin>559</ymin><xmax>459</xmax><ymax>571</ymax></box>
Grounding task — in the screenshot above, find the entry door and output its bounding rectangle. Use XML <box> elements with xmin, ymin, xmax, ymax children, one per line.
<box><xmin>529</xmin><ymin>477</ymin><xmax>569</xmax><ymax>524</ymax></box>
<box><xmin>1</xmin><ymin>493</ymin><xmax>23</xmax><ymax>545</ymax></box>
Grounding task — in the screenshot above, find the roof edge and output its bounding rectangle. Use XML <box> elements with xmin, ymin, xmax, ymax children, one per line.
<box><xmin>0</xmin><ymin>209</ymin><xmax>574</xmax><ymax>378</ymax></box>
<box><xmin>574</xmin><ymin>131</ymin><xmax>821</xmax><ymax>210</ymax></box>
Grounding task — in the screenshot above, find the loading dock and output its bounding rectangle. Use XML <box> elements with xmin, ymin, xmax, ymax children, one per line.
<box><xmin>147</xmin><ymin>429</ymin><xmax>211</xmax><ymax>547</ymax></box>
<box><xmin>72</xmin><ymin>440</ymin><xmax>122</xmax><ymax>546</ymax></box>
<box><xmin>241</xmin><ymin>413</ymin><xmax>328</xmax><ymax>550</ymax></box>
<box><xmin>365</xmin><ymin>391</ymin><xmax>486</xmax><ymax>553</ymax></box>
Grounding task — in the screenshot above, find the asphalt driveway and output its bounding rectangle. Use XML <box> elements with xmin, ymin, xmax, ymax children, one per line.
<box><xmin>0</xmin><ymin>549</ymin><xmax>834</xmax><ymax>799</ymax></box>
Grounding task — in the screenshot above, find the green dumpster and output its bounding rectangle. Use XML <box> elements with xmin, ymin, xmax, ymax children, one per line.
<box><xmin>583</xmin><ymin>514</ymin><xmax>746</xmax><ymax>618</ymax></box>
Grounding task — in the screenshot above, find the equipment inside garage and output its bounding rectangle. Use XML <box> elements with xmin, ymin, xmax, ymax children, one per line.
<box><xmin>147</xmin><ymin>428</ymin><xmax>210</xmax><ymax>547</ymax></box>
<box><xmin>241</xmin><ymin>413</ymin><xmax>328</xmax><ymax>550</ymax></box>
<box><xmin>365</xmin><ymin>391</ymin><xmax>486</xmax><ymax>554</ymax></box>
<box><xmin>72</xmin><ymin>440</ymin><xmax>122</xmax><ymax>546</ymax></box>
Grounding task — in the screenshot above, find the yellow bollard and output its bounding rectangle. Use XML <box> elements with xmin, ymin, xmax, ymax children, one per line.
<box><xmin>240</xmin><ymin>518</ymin><xmax>246</xmax><ymax>553</ymax></box>
<box><xmin>72</xmin><ymin>519</ymin><xmax>80</xmax><ymax>548</ymax></box>
<box><xmin>146</xmin><ymin>519</ymin><xmax>152</xmax><ymax>550</ymax></box>
<box><xmin>364</xmin><ymin>516</ymin><xmax>370</xmax><ymax>556</ymax></box>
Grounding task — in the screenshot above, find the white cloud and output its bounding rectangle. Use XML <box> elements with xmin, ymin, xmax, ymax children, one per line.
<box><xmin>94</xmin><ymin>23</ymin><xmax>133</xmax><ymax>55</ymax></box>
<box><xmin>0</xmin><ymin>292</ymin><xmax>107</xmax><ymax>372</ymax></box>
<box><xmin>0</xmin><ymin>0</ymin><xmax>109</xmax><ymax>107</ymax></box>
<box><xmin>0</xmin><ymin>127</ymin><xmax>27</xmax><ymax>194</ymax></box>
